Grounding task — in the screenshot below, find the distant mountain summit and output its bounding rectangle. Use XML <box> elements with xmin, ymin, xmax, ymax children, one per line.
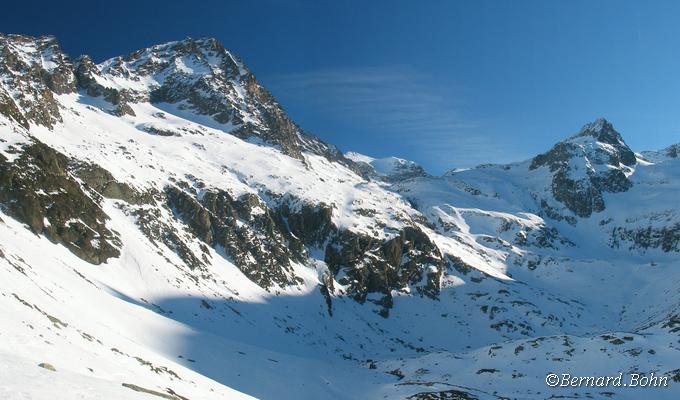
<box><xmin>345</xmin><ymin>152</ymin><xmax>428</xmax><ymax>182</ymax></box>
<box><xmin>529</xmin><ymin>118</ymin><xmax>636</xmax><ymax>218</ymax></box>
<box><xmin>641</xmin><ymin>141</ymin><xmax>680</xmax><ymax>163</ymax></box>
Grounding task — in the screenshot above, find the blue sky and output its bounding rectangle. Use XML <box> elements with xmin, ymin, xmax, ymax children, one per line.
<box><xmin>4</xmin><ymin>0</ymin><xmax>680</xmax><ymax>173</ymax></box>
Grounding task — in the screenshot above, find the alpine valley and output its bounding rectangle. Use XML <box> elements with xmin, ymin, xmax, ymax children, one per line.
<box><xmin>1</xmin><ymin>34</ymin><xmax>679</xmax><ymax>400</ymax></box>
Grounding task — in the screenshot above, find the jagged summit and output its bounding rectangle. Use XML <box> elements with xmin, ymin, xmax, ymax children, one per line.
<box><xmin>0</xmin><ymin>34</ymin><xmax>353</xmax><ymax>166</ymax></box>
<box><xmin>570</xmin><ymin>117</ymin><xmax>626</xmax><ymax>144</ymax></box>
<box><xmin>77</xmin><ymin>36</ymin><xmax>337</xmax><ymax>160</ymax></box>
<box><xmin>97</xmin><ymin>36</ymin><xmax>249</xmax><ymax>85</ymax></box>
<box><xmin>527</xmin><ymin>119</ymin><xmax>636</xmax><ymax>218</ymax></box>
<box><xmin>540</xmin><ymin>118</ymin><xmax>637</xmax><ymax>169</ymax></box>
<box><xmin>566</xmin><ymin>118</ymin><xmax>637</xmax><ymax>166</ymax></box>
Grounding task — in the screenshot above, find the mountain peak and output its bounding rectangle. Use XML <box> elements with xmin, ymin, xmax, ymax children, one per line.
<box><xmin>345</xmin><ymin>152</ymin><xmax>427</xmax><ymax>181</ymax></box>
<box><xmin>0</xmin><ymin>33</ymin><xmax>348</xmax><ymax>165</ymax></box>
<box><xmin>132</xmin><ymin>36</ymin><xmax>229</xmax><ymax>58</ymax></box>
<box><xmin>99</xmin><ymin>36</ymin><xmax>249</xmax><ymax>81</ymax></box>
<box><xmin>570</xmin><ymin>117</ymin><xmax>627</xmax><ymax>147</ymax></box>
<box><xmin>532</xmin><ymin>119</ymin><xmax>636</xmax><ymax>171</ymax></box>
<box><xmin>529</xmin><ymin>118</ymin><xmax>637</xmax><ymax>218</ymax></box>
<box><xmin>537</xmin><ymin>118</ymin><xmax>636</xmax><ymax>170</ymax></box>
<box><xmin>580</xmin><ymin>117</ymin><xmax>611</xmax><ymax>131</ymax></box>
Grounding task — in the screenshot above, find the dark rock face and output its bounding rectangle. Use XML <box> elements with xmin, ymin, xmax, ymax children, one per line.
<box><xmin>384</xmin><ymin>163</ymin><xmax>428</xmax><ymax>182</ymax></box>
<box><xmin>0</xmin><ymin>89</ymin><xmax>29</xmax><ymax>129</ymax></box>
<box><xmin>549</xmin><ymin>168</ymin><xmax>607</xmax><ymax>218</ymax></box>
<box><xmin>325</xmin><ymin>226</ymin><xmax>443</xmax><ymax>304</ymax></box>
<box><xmin>73</xmin><ymin>55</ymin><xmax>100</xmax><ymax>96</ymax></box>
<box><xmin>136</xmin><ymin>123</ymin><xmax>180</xmax><ymax>137</ymax></box>
<box><xmin>166</xmin><ymin>186</ymin><xmax>304</xmax><ymax>288</ymax></box>
<box><xmin>277</xmin><ymin>200</ymin><xmax>335</xmax><ymax>248</ymax></box>
<box><xmin>165</xmin><ymin>184</ymin><xmax>443</xmax><ymax>303</ymax></box>
<box><xmin>127</xmin><ymin>200</ymin><xmax>208</xmax><ymax>272</ymax></box>
<box><xmin>610</xmin><ymin>224</ymin><xmax>680</xmax><ymax>252</ymax></box>
<box><xmin>666</xmin><ymin>145</ymin><xmax>679</xmax><ymax>158</ymax></box>
<box><xmin>0</xmin><ymin>141</ymin><xmax>119</xmax><ymax>264</ymax></box>
<box><xmin>0</xmin><ymin>34</ymin><xmax>76</xmax><ymax>128</ymax></box>
<box><xmin>73</xmin><ymin>55</ymin><xmax>138</xmax><ymax>117</ymax></box>
<box><xmin>71</xmin><ymin>161</ymin><xmax>146</xmax><ymax>204</ymax></box>
<box><xmin>530</xmin><ymin>119</ymin><xmax>635</xmax><ymax>218</ymax></box>
<box><xmin>407</xmin><ymin>389</ymin><xmax>478</xmax><ymax>400</ymax></box>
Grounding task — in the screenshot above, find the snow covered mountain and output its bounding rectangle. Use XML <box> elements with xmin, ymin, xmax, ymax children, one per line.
<box><xmin>345</xmin><ymin>152</ymin><xmax>428</xmax><ymax>182</ymax></box>
<box><xmin>1</xmin><ymin>33</ymin><xmax>679</xmax><ymax>399</ymax></box>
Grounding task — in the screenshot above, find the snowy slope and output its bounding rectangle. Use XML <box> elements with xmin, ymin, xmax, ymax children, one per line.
<box><xmin>1</xmin><ymin>33</ymin><xmax>680</xmax><ymax>400</ymax></box>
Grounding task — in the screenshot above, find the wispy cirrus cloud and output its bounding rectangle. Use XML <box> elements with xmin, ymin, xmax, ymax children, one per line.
<box><xmin>266</xmin><ymin>66</ymin><xmax>518</xmax><ymax>173</ymax></box>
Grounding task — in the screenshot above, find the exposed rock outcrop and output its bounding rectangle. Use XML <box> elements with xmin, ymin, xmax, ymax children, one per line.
<box><xmin>71</xmin><ymin>161</ymin><xmax>146</xmax><ymax>204</ymax></box>
<box><xmin>610</xmin><ymin>223</ymin><xmax>680</xmax><ymax>252</ymax></box>
<box><xmin>166</xmin><ymin>184</ymin><xmax>444</xmax><ymax>303</ymax></box>
<box><xmin>0</xmin><ymin>141</ymin><xmax>119</xmax><ymax>264</ymax></box>
<box><xmin>325</xmin><ymin>226</ymin><xmax>443</xmax><ymax>305</ymax></box>
<box><xmin>0</xmin><ymin>34</ymin><xmax>76</xmax><ymax>128</ymax></box>
<box><xmin>166</xmin><ymin>186</ymin><xmax>304</xmax><ymax>288</ymax></box>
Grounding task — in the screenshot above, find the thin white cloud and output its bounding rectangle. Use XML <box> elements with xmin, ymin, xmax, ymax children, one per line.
<box><xmin>267</xmin><ymin>66</ymin><xmax>520</xmax><ymax>173</ymax></box>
